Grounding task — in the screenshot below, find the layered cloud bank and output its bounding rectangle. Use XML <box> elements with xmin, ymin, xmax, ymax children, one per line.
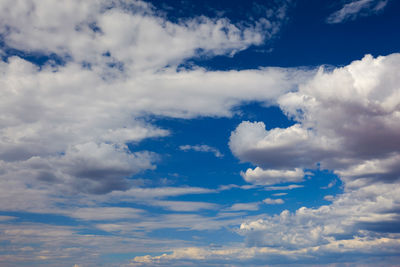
<box><xmin>134</xmin><ymin>52</ymin><xmax>400</xmax><ymax>266</ymax></box>
<box><xmin>0</xmin><ymin>0</ymin><xmax>300</xmax><ymax>201</ymax></box>
<box><xmin>1</xmin><ymin>0</ymin><xmax>400</xmax><ymax>266</ymax></box>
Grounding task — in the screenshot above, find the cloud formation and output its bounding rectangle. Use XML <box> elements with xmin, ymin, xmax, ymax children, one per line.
<box><xmin>326</xmin><ymin>0</ymin><xmax>388</xmax><ymax>24</ymax></box>
<box><xmin>230</xmin><ymin>53</ymin><xmax>400</xmax><ymax>187</ymax></box>
<box><xmin>179</xmin><ymin>144</ymin><xmax>223</xmax><ymax>158</ymax></box>
<box><xmin>0</xmin><ymin>0</ymin><xmax>299</xmax><ymax>197</ymax></box>
<box><xmin>241</xmin><ymin>166</ymin><xmax>304</xmax><ymax>185</ymax></box>
<box><xmin>262</xmin><ymin>198</ymin><xmax>284</xmax><ymax>205</ymax></box>
<box><xmin>225</xmin><ymin>53</ymin><xmax>400</xmax><ymax>265</ymax></box>
<box><xmin>1</xmin><ymin>1</ymin><xmax>399</xmax><ymax>266</ymax></box>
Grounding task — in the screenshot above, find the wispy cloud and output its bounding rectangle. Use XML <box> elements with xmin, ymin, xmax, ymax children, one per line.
<box><xmin>263</xmin><ymin>184</ymin><xmax>304</xmax><ymax>191</ymax></box>
<box><xmin>225</xmin><ymin>202</ymin><xmax>260</xmax><ymax>211</ymax></box>
<box><xmin>262</xmin><ymin>198</ymin><xmax>284</xmax><ymax>204</ymax></box>
<box><xmin>179</xmin><ymin>144</ymin><xmax>224</xmax><ymax>158</ymax></box>
<box><xmin>271</xmin><ymin>192</ymin><xmax>287</xmax><ymax>196</ymax></box>
<box><xmin>326</xmin><ymin>0</ymin><xmax>389</xmax><ymax>24</ymax></box>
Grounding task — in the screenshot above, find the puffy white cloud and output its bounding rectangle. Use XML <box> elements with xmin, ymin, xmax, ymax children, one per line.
<box><xmin>240</xmin><ymin>182</ymin><xmax>400</xmax><ymax>250</ymax></box>
<box><xmin>230</xmin><ymin>53</ymin><xmax>400</xmax><ymax>186</ymax></box>
<box><xmin>241</xmin><ymin>167</ymin><xmax>304</xmax><ymax>185</ymax></box>
<box><xmin>326</xmin><ymin>0</ymin><xmax>389</xmax><ymax>24</ymax></box>
<box><xmin>230</xmin><ymin>121</ymin><xmax>336</xmax><ymax>171</ymax></box>
<box><xmin>0</xmin><ymin>0</ymin><xmax>268</xmax><ymax>71</ymax></box>
<box><xmin>227</xmin><ymin>53</ymin><xmax>400</xmax><ymax>263</ymax></box>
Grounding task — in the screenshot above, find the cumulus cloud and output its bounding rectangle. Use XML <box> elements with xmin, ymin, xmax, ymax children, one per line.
<box><xmin>3</xmin><ymin>1</ymin><xmax>399</xmax><ymax>266</ymax></box>
<box><xmin>227</xmin><ymin>53</ymin><xmax>400</xmax><ymax>263</ymax></box>
<box><xmin>240</xmin><ymin>182</ymin><xmax>400</xmax><ymax>249</ymax></box>
<box><xmin>230</xmin><ymin>53</ymin><xmax>400</xmax><ymax>186</ymax></box>
<box><xmin>326</xmin><ymin>0</ymin><xmax>389</xmax><ymax>24</ymax></box>
<box><xmin>179</xmin><ymin>144</ymin><xmax>223</xmax><ymax>158</ymax></box>
<box><xmin>241</xmin><ymin>167</ymin><xmax>304</xmax><ymax>185</ymax></box>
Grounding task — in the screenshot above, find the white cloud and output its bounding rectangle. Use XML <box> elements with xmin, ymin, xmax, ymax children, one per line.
<box><xmin>179</xmin><ymin>144</ymin><xmax>223</xmax><ymax>158</ymax></box>
<box><xmin>0</xmin><ymin>0</ymin><xmax>269</xmax><ymax>72</ymax></box>
<box><xmin>228</xmin><ymin>53</ymin><xmax>400</xmax><ymax>263</ymax></box>
<box><xmin>326</xmin><ymin>0</ymin><xmax>389</xmax><ymax>24</ymax></box>
<box><xmin>321</xmin><ymin>179</ymin><xmax>337</xmax><ymax>189</ymax></box>
<box><xmin>70</xmin><ymin>207</ymin><xmax>144</xmax><ymax>221</ymax></box>
<box><xmin>2</xmin><ymin>1</ymin><xmax>399</xmax><ymax>266</ymax></box>
<box><xmin>262</xmin><ymin>198</ymin><xmax>284</xmax><ymax>205</ymax></box>
<box><xmin>130</xmin><ymin>236</ymin><xmax>400</xmax><ymax>266</ymax></box>
<box><xmin>0</xmin><ymin>0</ymin><xmax>301</xmax><ymax>199</ymax></box>
<box><xmin>241</xmin><ymin>167</ymin><xmax>304</xmax><ymax>185</ymax></box>
<box><xmin>272</xmin><ymin>192</ymin><xmax>287</xmax><ymax>196</ymax></box>
<box><xmin>0</xmin><ymin>222</ymin><xmax>187</xmax><ymax>266</ymax></box>
<box><xmin>240</xmin><ymin>182</ymin><xmax>400</xmax><ymax>249</ymax></box>
<box><xmin>230</xmin><ymin>53</ymin><xmax>400</xmax><ymax>187</ymax></box>
<box><xmin>226</xmin><ymin>202</ymin><xmax>260</xmax><ymax>211</ymax></box>
<box><xmin>107</xmin><ymin>186</ymin><xmax>217</xmax><ymax>200</ymax></box>
<box><xmin>264</xmin><ymin>184</ymin><xmax>304</xmax><ymax>191</ymax></box>
<box><xmin>96</xmin><ymin>212</ymin><xmax>246</xmax><ymax>232</ymax></box>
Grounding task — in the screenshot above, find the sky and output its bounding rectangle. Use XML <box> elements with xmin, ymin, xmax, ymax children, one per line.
<box><xmin>0</xmin><ymin>0</ymin><xmax>400</xmax><ymax>266</ymax></box>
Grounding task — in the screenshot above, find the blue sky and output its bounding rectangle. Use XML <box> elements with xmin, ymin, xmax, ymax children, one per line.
<box><xmin>1</xmin><ymin>0</ymin><xmax>400</xmax><ymax>266</ymax></box>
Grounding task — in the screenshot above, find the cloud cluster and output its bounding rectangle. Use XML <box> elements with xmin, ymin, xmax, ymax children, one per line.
<box><xmin>226</xmin><ymin>53</ymin><xmax>400</xmax><ymax>264</ymax></box>
<box><xmin>0</xmin><ymin>0</ymin><xmax>267</xmax><ymax>71</ymax></box>
<box><xmin>131</xmin><ymin>182</ymin><xmax>400</xmax><ymax>265</ymax></box>
<box><xmin>2</xmin><ymin>1</ymin><xmax>399</xmax><ymax>266</ymax></box>
<box><xmin>131</xmin><ymin>235</ymin><xmax>400</xmax><ymax>266</ymax></box>
<box><xmin>230</xmin><ymin>53</ymin><xmax>400</xmax><ymax>187</ymax></box>
<box><xmin>326</xmin><ymin>0</ymin><xmax>389</xmax><ymax>24</ymax></box>
<box><xmin>240</xmin><ymin>182</ymin><xmax>400</xmax><ymax>249</ymax></box>
<box><xmin>0</xmin><ymin>0</ymin><xmax>298</xmax><ymax>197</ymax></box>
